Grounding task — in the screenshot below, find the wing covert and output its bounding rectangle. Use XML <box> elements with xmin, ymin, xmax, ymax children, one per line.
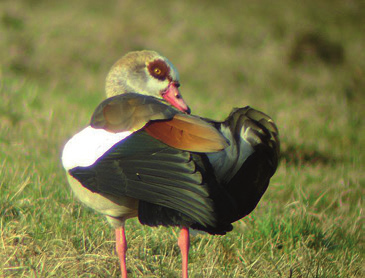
<box><xmin>90</xmin><ymin>93</ymin><xmax>177</xmax><ymax>132</ymax></box>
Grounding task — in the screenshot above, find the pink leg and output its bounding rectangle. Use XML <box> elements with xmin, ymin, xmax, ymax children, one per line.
<box><xmin>115</xmin><ymin>225</ymin><xmax>128</xmax><ymax>278</ymax></box>
<box><xmin>178</xmin><ymin>227</ymin><xmax>190</xmax><ymax>278</ymax></box>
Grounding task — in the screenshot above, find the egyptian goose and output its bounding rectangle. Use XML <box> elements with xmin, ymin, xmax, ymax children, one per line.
<box><xmin>61</xmin><ymin>50</ymin><xmax>280</xmax><ymax>278</ymax></box>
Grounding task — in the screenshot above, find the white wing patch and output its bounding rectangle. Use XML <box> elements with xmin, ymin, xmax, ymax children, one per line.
<box><xmin>62</xmin><ymin>126</ymin><xmax>132</xmax><ymax>170</ymax></box>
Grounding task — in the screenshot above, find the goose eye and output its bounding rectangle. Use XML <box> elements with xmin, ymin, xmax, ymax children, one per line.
<box><xmin>148</xmin><ymin>59</ymin><xmax>170</xmax><ymax>81</ymax></box>
<box><xmin>154</xmin><ymin>68</ymin><xmax>162</xmax><ymax>75</ymax></box>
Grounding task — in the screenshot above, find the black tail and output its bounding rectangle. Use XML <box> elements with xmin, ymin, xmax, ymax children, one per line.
<box><xmin>208</xmin><ymin>107</ymin><xmax>280</xmax><ymax>223</ymax></box>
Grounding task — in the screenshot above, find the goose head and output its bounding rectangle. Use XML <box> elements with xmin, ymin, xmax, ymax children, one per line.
<box><xmin>105</xmin><ymin>50</ymin><xmax>190</xmax><ymax>114</ymax></box>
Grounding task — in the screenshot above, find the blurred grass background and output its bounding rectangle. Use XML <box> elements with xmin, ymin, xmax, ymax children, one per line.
<box><xmin>0</xmin><ymin>0</ymin><xmax>364</xmax><ymax>277</ymax></box>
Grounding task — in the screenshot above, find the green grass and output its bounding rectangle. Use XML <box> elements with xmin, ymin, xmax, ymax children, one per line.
<box><xmin>0</xmin><ymin>0</ymin><xmax>364</xmax><ymax>277</ymax></box>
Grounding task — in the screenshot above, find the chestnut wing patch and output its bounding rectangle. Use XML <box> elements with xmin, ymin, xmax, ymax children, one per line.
<box><xmin>145</xmin><ymin>114</ymin><xmax>229</xmax><ymax>153</ymax></box>
<box><xmin>90</xmin><ymin>93</ymin><xmax>228</xmax><ymax>153</ymax></box>
<box><xmin>91</xmin><ymin>93</ymin><xmax>177</xmax><ymax>132</ymax></box>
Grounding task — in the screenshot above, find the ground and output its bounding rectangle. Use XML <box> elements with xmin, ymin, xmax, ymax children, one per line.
<box><xmin>0</xmin><ymin>0</ymin><xmax>363</xmax><ymax>277</ymax></box>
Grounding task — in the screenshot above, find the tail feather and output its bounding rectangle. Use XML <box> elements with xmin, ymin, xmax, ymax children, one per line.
<box><xmin>207</xmin><ymin>106</ymin><xmax>280</xmax><ymax>223</ymax></box>
<box><xmin>226</xmin><ymin>106</ymin><xmax>280</xmax><ymax>174</ymax></box>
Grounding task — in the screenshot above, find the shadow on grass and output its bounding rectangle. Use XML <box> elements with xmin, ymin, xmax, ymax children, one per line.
<box><xmin>281</xmin><ymin>143</ymin><xmax>340</xmax><ymax>166</ymax></box>
<box><xmin>289</xmin><ymin>31</ymin><xmax>345</xmax><ymax>66</ymax></box>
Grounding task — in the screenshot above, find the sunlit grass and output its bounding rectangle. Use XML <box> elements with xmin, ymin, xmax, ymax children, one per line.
<box><xmin>1</xmin><ymin>0</ymin><xmax>363</xmax><ymax>277</ymax></box>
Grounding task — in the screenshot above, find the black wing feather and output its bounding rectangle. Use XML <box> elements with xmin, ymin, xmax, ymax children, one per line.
<box><xmin>69</xmin><ymin>130</ymin><xmax>217</xmax><ymax>228</ymax></box>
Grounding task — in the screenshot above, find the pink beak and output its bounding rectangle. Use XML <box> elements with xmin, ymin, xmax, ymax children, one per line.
<box><xmin>162</xmin><ymin>82</ymin><xmax>191</xmax><ymax>114</ymax></box>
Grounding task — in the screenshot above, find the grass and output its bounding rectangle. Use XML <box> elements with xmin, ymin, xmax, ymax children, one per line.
<box><xmin>0</xmin><ymin>0</ymin><xmax>364</xmax><ymax>277</ymax></box>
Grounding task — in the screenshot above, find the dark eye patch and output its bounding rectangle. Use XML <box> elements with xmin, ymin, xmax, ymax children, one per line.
<box><xmin>148</xmin><ymin>59</ymin><xmax>170</xmax><ymax>81</ymax></box>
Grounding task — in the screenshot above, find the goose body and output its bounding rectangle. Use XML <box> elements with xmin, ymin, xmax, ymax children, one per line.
<box><xmin>61</xmin><ymin>51</ymin><xmax>280</xmax><ymax>277</ymax></box>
